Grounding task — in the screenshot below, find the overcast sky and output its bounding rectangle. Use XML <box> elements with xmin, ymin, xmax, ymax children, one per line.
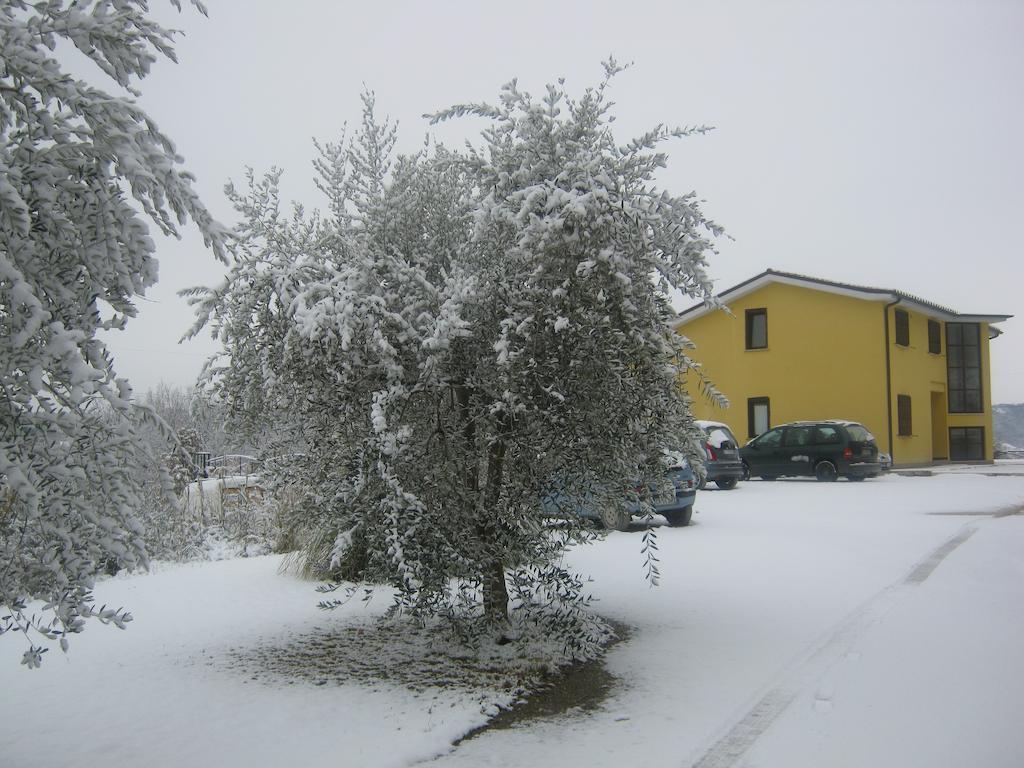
<box><xmin>94</xmin><ymin>0</ymin><xmax>1024</xmax><ymax>402</ymax></box>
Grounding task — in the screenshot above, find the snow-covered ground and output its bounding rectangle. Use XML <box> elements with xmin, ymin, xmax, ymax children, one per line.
<box><xmin>3</xmin><ymin>469</ymin><xmax>1023</xmax><ymax>768</ymax></box>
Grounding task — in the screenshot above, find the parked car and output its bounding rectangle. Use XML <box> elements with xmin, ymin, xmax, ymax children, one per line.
<box><xmin>541</xmin><ymin>459</ymin><xmax>698</xmax><ymax>530</ymax></box>
<box><xmin>740</xmin><ymin>420</ymin><xmax>881</xmax><ymax>481</ymax></box>
<box><xmin>695</xmin><ymin>420</ymin><xmax>744</xmax><ymax>490</ymax></box>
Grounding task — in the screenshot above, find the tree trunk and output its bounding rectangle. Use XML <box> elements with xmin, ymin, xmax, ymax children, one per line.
<box><xmin>482</xmin><ymin>557</ymin><xmax>510</xmax><ymax>626</ymax></box>
<box><xmin>481</xmin><ymin>413</ymin><xmax>511</xmax><ymax>628</ymax></box>
<box><xmin>454</xmin><ymin>383</ymin><xmax>511</xmax><ymax>629</ymax></box>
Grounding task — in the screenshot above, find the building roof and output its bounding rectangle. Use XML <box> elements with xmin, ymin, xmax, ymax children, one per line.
<box><xmin>677</xmin><ymin>269</ymin><xmax>1012</xmax><ymax>335</ymax></box>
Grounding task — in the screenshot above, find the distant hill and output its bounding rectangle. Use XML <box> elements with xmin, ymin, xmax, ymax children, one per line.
<box><xmin>993</xmin><ymin>404</ymin><xmax>1024</xmax><ymax>452</ymax></box>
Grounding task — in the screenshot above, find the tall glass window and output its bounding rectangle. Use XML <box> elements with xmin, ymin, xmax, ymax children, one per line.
<box><xmin>745</xmin><ymin>309</ymin><xmax>767</xmax><ymax>350</ymax></box>
<box><xmin>949</xmin><ymin>427</ymin><xmax>984</xmax><ymax>461</ymax></box>
<box><xmin>946</xmin><ymin>323</ymin><xmax>982</xmax><ymax>413</ymax></box>
<box><xmin>748</xmin><ymin>397</ymin><xmax>770</xmax><ymax>438</ymax></box>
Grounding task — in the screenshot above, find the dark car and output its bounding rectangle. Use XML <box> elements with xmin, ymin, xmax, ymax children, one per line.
<box><xmin>695</xmin><ymin>420</ymin><xmax>744</xmax><ymax>490</ymax></box>
<box><xmin>740</xmin><ymin>420</ymin><xmax>881</xmax><ymax>481</ymax></box>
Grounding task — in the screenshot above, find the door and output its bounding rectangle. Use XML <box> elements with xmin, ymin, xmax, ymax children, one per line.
<box><xmin>744</xmin><ymin>426</ymin><xmax>785</xmax><ymax>477</ymax></box>
<box><xmin>812</xmin><ymin>424</ymin><xmax>846</xmax><ymax>468</ymax></box>
<box><xmin>781</xmin><ymin>424</ymin><xmax>816</xmax><ymax>476</ymax></box>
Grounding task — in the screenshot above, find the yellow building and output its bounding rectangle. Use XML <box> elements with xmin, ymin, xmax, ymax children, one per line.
<box><xmin>676</xmin><ymin>270</ymin><xmax>1011</xmax><ymax>467</ymax></box>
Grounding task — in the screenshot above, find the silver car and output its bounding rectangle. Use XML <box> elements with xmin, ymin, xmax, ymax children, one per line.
<box><xmin>695</xmin><ymin>420</ymin><xmax>744</xmax><ymax>490</ymax></box>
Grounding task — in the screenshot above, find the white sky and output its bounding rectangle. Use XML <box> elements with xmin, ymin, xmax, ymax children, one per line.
<box><xmin>95</xmin><ymin>0</ymin><xmax>1024</xmax><ymax>402</ymax></box>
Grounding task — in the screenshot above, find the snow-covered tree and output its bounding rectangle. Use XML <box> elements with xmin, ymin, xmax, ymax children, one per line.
<box><xmin>0</xmin><ymin>1</ymin><xmax>224</xmax><ymax>667</ymax></box>
<box><xmin>190</xmin><ymin>64</ymin><xmax>723</xmax><ymax>653</ymax></box>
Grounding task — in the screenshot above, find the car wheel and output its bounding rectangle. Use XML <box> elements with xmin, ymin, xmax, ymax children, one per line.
<box><xmin>663</xmin><ymin>505</ymin><xmax>693</xmax><ymax>527</ymax></box>
<box><xmin>741</xmin><ymin>462</ymin><xmax>751</xmax><ymax>481</ymax></box>
<box><xmin>716</xmin><ymin>477</ymin><xmax>738</xmax><ymax>490</ymax></box>
<box><xmin>599</xmin><ymin>506</ymin><xmax>631</xmax><ymax>531</ymax></box>
<box><xmin>815</xmin><ymin>461</ymin><xmax>838</xmax><ymax>482</ymax></box>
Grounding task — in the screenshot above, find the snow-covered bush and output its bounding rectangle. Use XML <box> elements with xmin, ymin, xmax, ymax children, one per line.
<box><xmin>0</xmin><ymin>1</ymin><xmax>223</xmax><ymax>667</ymax></box>
<box><xmin>189</xmin><ymin>64</ymin><xmax>723</xmax><ymax>655</ymax></box>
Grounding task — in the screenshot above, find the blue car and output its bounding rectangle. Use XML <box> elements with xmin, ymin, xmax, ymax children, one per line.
<box><xmin>541</xmin><ymin>460</ymin><xmax>698</xmax><ymax>531</ymax></box>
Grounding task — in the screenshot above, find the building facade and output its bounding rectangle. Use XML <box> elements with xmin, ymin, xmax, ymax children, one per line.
<box><xmin>676</xmin><ymin>270</ymin><xmax>1011</xmax><ymax>466</ymax></box>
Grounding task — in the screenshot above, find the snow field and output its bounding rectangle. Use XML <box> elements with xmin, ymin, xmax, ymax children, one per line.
<box><xmin>2</xmin><ymin>471</ymin><xmax>1023</xmax><ymax>768</ymax></box>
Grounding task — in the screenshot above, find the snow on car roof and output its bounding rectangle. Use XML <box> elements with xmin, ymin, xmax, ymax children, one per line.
<box><xmin>779</xmin><ymin>420</ymin><xmax>864</xmax><ymax>427</ymax></box>
<box><xmin>696</xmin><ymin>420</ymin><xmax>733</xmax><ymax>430</ymax></box>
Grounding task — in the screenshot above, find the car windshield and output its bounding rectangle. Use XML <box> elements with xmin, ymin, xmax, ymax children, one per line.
<box><xmin>845</xmin><ymin>424</ymin><xmax>874</xmax><ymax>443</ymax></box>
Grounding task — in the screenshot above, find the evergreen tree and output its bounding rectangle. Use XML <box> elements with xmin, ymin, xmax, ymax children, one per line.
<box><xmin>0</xmin><ymin>1</ymin><xmax>223</xmax><ymax>666</ymax></box>
<box><xmin>190</xmin><ymin>64</ymin><xmax>723</xmax><ymax>653</ymax></box>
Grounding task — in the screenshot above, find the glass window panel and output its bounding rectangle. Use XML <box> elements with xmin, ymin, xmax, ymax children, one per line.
<box><xmin>706</xmin><ymin>427</ymin><xmax>734</xmax><ymax>448</ymax></box>
<box><xmin>747</xmin><ymin>311</ymin><xmax>767</xmax><ymax>349</ymax></box>
<box><xmin>965</xmin><ymin>346</ymin><xmax>980</xmax><ymax>366</ymax></box>
<box><xmin>758</xmin><ymin>427</ymin><xmax>782</xmax><ymax>448</ymax></box>
<box><xmin>966</xmin><ymin>369</ymin><xmax>981</xmax><ymax>389</ymax></box>
<box><xmin>947</xmin><ymin>324</ymin><xmax>962</xmax><ymax>345</ymax></box>
<box><xmin>950</xmin><ymin>427</ymin><xmax>985</xmax><ymax>460</ymax></box>
<box><xmin>814</xmin><ymin>426</ymin><xmax>841</xmax><ymax>445</ymax></box>
<box><xmin>965</xmin><ymin>391</ymin><xmax>982</xmax><ymax>412</ymax></box>
<box><xmin>948</xmin><ymin>391</ymin><xmax>964</xmax><ymax>412</ymax></box>
<box><xmin>754</xmin><ymin>404</ymin><xmax>769</xmax><ymax>435</ymax></box>
<box><xmin>784</xmin><ymin>426</ymin><xmax>814</xmax><ymax>446</ymax></box>
<box><xmin>948</xmin><ymin>369</ymin><xmax>963</xmax><ymax>389</ymax></box>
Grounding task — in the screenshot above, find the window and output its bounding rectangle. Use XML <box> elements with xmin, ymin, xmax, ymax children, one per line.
<box><xmin>946</xmin><ymin>323</ymin><xmax>982</xmax><ymax>413</ymax></box>
<box><xmin>845</xmin><ymin>424</ymin><xmax>874</xmax><ymax>443</ymax></box>
<box><xmin>897</xmin><ymin>395</ymin><xmax>912</xmax><ymax>436</ymax></box>
<box><xmin>748</xmin><ymin>397</ymin><xmax>770</xmax><ymax>438</ymax></box>
<box><xmin>745</xmin><ymin>308</ymin><xmax>767</xmax><ymax>350</ymax></box>
<box><xmin>783</xmin><ymin>425</ymin><xmax>814</xmax><ymax>447</ymax></box>
<box><xmin>949</xmin><ymin>427</ymin><xmax>984</xmax><ymax>461</ymax></box>
<box><xmin>894</xmin><ymin>309</ymin><xmax>910</xmax><ymax>347</ymax></box>
<box><xmin>755</xmin><ymin>427</ymin><xmax>783</xmax><ymax>448</ymax></box>
<box><xmin>704</xmin><ymin>425</ymin><xmax>737</xmax><ymax>449</ymax></box>
<box><xmin>814</xmin><ymin>425</ymin><xmax>842</xmax><ymax>445</ymax></box>
<box><xmin>928</xmin><ymin>320</ymin><xmax>941</xmax><ymax>355</ymax></box>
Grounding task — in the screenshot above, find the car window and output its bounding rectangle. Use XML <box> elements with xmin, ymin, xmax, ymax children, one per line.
<box><xmin>783</xmin><ymin>426</ymin><xmax>814</xmax><ymax>447</ymax></box>
<box><xmin>814</xmin><ymin>426</ymin><xmax>842</xmax><ymax>445</ymax></box>
<box><xmin>705</xmin><ymin>426</ymin><xmax>736</xmax><ymax>448</ymax></box>
<box><xmin>756</xmin><ymin>428</ymin><xmax>783</xmax><ymax>448</ymax></box>
<box><xmin>845</xmin><ymin>424</ymin><xmax>873</xmax><ymax>443</ymax></box>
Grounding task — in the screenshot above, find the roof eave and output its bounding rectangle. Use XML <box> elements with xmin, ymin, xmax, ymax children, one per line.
<box><xmin>676</xmin><ymin>269</ymin><xmax>1012</xmax><ymax>328</ymax></box>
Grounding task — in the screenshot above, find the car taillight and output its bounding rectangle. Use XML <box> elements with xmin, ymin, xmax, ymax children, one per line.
<box><xmin>705</xmin><ymin>442</ymin><xmax>717</xmax><ymax>461</ymax></box>
<box><xmin>842</xmin><ymin>447</ymin><xmax>853</xmax><ymax>460</ymax></box>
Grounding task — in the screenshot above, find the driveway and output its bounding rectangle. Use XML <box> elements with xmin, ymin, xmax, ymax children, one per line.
<box><xmin>432</xmin><ymin>472</ymin><xmax>1024</xmax><ymax>768</ymax></box>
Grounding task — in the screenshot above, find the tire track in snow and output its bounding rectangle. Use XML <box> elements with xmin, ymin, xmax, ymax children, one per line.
<box><xmin>687</xmin><ymin>524</ymin><xmax>979</xmax><ymax>768</ymax></box>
